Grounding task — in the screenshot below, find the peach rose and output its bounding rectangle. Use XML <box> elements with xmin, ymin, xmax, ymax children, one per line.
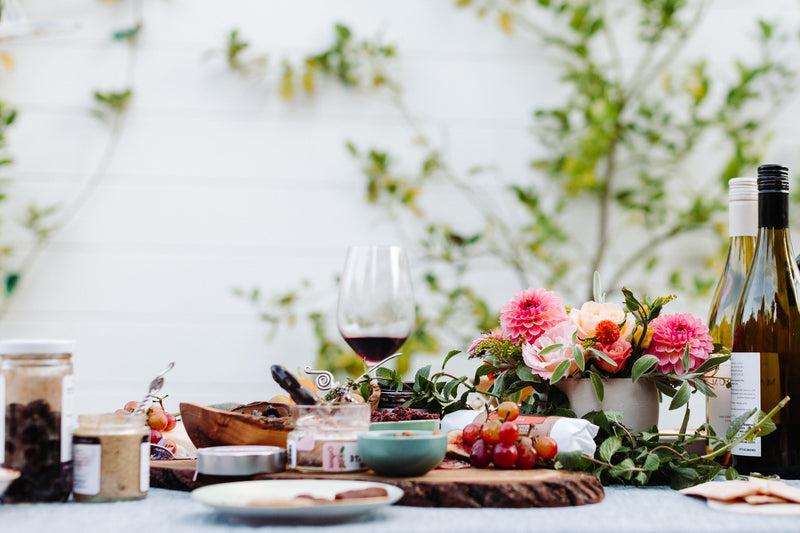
<box><xmin>522</xmin><ymin>321</ymin><xmax>578</xmax><ymax>379</ymax></box>
<box><xmin>596</xmin><ymin>339</ymin><xmax>632</xmax><ymax>374</ymax></box>
<box><xmin>569</xmin><ymin>301</ymin><xmax>633</xmax><ymax>341</ymax></box>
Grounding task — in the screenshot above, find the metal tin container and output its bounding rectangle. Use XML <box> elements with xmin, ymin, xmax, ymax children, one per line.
<box><xmin>196</xmin><ymin>446</ymin><xmax>285</xmax><ymax>476</ymax></box>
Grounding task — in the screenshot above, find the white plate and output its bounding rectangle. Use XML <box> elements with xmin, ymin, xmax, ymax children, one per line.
<box><xmin>191</xmin><ymin>479</ymin><xmax>403</xmax><ymax>522</ymax></box>
<box><xmin>708</xmin><ymin>499</ymin><xmax>800</xmax><ymax>516</ymax></box>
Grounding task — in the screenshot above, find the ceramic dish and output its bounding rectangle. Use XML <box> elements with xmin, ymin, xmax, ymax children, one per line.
<box><xmin>0</xmin><ymin>468</ymin><xmax>20</xmax><ymax>499</ymax></box>
<box><xmin>369</xmin><ymin>420</ymin><xmax>440</xmax><ymax>432</ymax></box>
<box><xmin>191</xmin><ymin>479</ymin><xmax>403</xmax><ymax>522</ymax></box>
<box><xmin>358</xmin><ymin>430</ymin><xmax>447</xmax><ymax>477</ymax></box>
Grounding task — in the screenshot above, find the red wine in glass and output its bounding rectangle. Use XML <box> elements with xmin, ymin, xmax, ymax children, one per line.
<box><xmin>337</xmin><ymin>245</ymin><xmax>415</xmax><ymax>368</ymax></box>
<box><xmin>342</xmin><ymin>336</ymin><xmax>408</xmax><ymax>365</ymax></box>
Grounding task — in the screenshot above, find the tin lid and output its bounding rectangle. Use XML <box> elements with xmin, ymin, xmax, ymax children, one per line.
<box><xmin>0</xmin><ymin>339</ymin><xmax>75</xmax><ymax>356</ymax></box>
<box><xmin>196</xmin><ymin>445</ymin><xmax>286</xmax><ymax>476</ymax></box>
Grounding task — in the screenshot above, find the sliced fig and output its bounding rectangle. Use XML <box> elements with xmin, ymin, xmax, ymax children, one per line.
<box><xmin>446</xmin><ymin>429</ymin><xmax>472</xmax><ymax>459</ymax></box>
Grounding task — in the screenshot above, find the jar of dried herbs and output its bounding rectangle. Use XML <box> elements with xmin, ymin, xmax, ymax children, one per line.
<box><xmin>1</xmin><ymin>340</ymin><xmax>75</xmax><ymax>503</ymax></box>
<box><xmin>72</xmin><ymin>413</ymin><xmax>150</xmax><ymax>502</ymax></box>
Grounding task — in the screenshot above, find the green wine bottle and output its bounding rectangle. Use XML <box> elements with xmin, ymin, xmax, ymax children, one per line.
<box><xmin>706</xmin><ymin>177</ymin><xmax>757</xmax><ymax>438</ymax></box>
<box><xmin>731</xmin><ymin>164</ymin><xmax>800</xmax><ymax>477</ymax></box>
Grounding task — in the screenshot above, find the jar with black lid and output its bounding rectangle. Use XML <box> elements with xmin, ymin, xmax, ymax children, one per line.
<box><xmin>1</xmin><ymin>340</ymin><xmax>75</xmax><ymax>502</ymax></box>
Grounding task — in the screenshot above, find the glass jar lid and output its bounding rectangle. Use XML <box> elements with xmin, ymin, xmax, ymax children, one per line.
<box><xmin>0</xmin><ymin>339</ymin><xmax>75</xmax><ymax>357</ymax></box>
<box><xmin>76</xmin><ymin>413</ymin><xmax>148</xmax><ymax>435</ymax></box>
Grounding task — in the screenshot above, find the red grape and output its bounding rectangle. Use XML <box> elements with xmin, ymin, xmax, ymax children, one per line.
<box><xmin>497</xmin><ymin>401</ymin><xmax>520</xmax><ymax>422</ymax></box>
<box><xmin>516</xmin><ymin>440</ymin><xmax>538</xmax><ymax>469</ymax></box>
<box><xmin>498</xmin><ymin>421</ymin><xmax>519</xmax><ymax>445</ymax></box>
<box><xmin>470</xmin><ymin>439</ymin><xmax>493</xmax><ymax>468</ymax></box>
<box><xmin>534</xmin><ymin>436</ymin><xmax>558</xmax><ymax>460</ymax></box>
<box><xmin>462</xmin><ymin>423</ymin><xmax>481</xmax><ymax>446</ymax></box>
<box><xmin>164</xmin><ymin>412</ymin><xmax>177</xmax><ymax>432</ymax></box>
<box><xmin>492</xmin><ymin>442</ymin><xmax>518</xmax><ymax>469</ymax></box>
<box><xmin>147</xmin><ymin>408</ymin><xmax>169</xmax><ymax>431</ymax></box>
<box><xmin>481</xmin><ymin>419</ymin><xmax>502</xmax><ymax>445</ymax></box>
<box><xmin>149</xmin><ymin>428</ymin><xmax>162</xmax><ymax>444</ymax></box>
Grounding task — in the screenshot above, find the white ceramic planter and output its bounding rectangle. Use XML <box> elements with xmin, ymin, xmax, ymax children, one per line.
<box><xmin>555</xmin><ymin>378</ymin><xmax>659</xmax><ymax>432</ymax></box>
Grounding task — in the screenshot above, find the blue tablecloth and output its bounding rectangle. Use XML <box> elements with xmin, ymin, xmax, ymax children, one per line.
<box><xmin>1</xmin><ymin>485</ymin><xmax>799</xmax><ymax>532</ymax></box>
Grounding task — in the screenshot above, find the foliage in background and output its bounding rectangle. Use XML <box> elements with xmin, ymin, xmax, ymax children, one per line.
<box><xmin>0</xmin><ymin>2</ymin><xmax>139</xmax><ymax>317</ymax></box>
<box><xmin>227</xmin><ymin>1</ymin><xmax>800</xmax><ymax>377</ymax></box>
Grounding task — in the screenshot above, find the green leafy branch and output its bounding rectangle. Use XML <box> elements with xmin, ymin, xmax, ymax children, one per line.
<box><xmin>555</xmin><ymin>396</ymin><xmax>790</xmax><ymax>488</ymax></box>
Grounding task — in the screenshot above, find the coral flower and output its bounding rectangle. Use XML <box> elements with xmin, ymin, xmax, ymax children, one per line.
<box><xmin>596</xmin><ymin>339</ymin><xmax>632</xmax><ymax>374</ymax></box>
<box><xmin>500</xmin><ymin>288</ymin><xmax>567</xmax><ymax>344</ymax></box>
<box><xmin>646</xmin><ymin>313</ymin><xmax>713</xmax><ymax>374</ymax></box>
<box><xmin>522</xmin><ymin>321</ymin><xmax>578</xmax><ymax>379</ymax></box>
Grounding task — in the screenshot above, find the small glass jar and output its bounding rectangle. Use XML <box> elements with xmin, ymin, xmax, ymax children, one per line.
<box><xmin>286</xmin><ymin>404</ymin><xmax>370</xmax><ymax>473</ymax></box>
<box><xmin>0</xmin><ymin>340</ymin><xmax>75</xmax><ymax>503</ymax></box>
<box><xmin>73</xmin><ymin>413</ymin><xmax>149</xmax><ymax>502</ymax></box>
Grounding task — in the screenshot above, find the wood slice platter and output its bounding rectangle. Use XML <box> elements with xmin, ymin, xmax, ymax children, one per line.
<box><xmin>151</xmin><ymin>460</ymin><xmax>604</xmax><ymax>508</ymax></box>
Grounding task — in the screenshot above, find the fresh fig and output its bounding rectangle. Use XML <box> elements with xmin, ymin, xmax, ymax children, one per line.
<box><xmin>446</xmin><ymin>429</ymin><xmax>472</xmax><ymax>458</ymax></box>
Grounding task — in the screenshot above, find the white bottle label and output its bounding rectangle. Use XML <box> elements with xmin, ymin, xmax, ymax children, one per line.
<box><xmin>730</xmin><ymin>352</ymin><xmax>761</xmax><ymax>456</ymax></box>
<box><xmin>0</xmin><ymin>375</ymin><xmax>5</xmax><ymax>465</ymax></box>
<box><xmin>61</xmin><ymin>374</ymin><xmax>75</xmax><ymax>462</ymax></box>
<box><xmin>73</xmin><ymin>440</ymin><xmax>101</xmax><ymax>495</ymax></box>
<box><xmin>140</xmin><ymin>440</ymin><xmax>150</xmax><ymax>493</ymax></box>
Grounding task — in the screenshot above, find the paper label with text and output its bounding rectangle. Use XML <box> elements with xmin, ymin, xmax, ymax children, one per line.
<box><xmin>730</xmin><ymin>352</ymin><xmax>761</xmax><ymax>457</ymax></box>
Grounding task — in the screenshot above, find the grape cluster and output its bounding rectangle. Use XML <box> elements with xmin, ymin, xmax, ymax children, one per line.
<box><xmin>370</xmin><ymin>406</ymin><xmax>440</xmax><ymax>422</ymax></box>
<box><xmin>3</xmin><ymin>400</ymin><xmax>72</xmax><ymax>502</ymax></box>
<box><xmin>462</xmin><ymin>401</ymin><xmax>558</xmax><ymax>469</ymax></box>
<box><xmin>116</xmin><ymin>400</ymin><xmax>178</xmax><ymax>455</ymax></box>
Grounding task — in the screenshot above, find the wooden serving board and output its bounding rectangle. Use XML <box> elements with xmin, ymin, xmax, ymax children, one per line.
<box><xmin>151</xmin><ymin>460</ymin><xmax>604</xmax><ymax>508</ymax></box>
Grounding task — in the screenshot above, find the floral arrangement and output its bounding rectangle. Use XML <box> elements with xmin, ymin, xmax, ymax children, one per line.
<box><xmin>466</xmin><ymin>276</ymin><xmax>728</xmax><ymax>414</ymax></box>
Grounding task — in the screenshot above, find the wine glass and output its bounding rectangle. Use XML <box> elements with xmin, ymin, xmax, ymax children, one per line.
<box><xmin>337</xmin><ymin>245</ymin><xmax>415</xmax><ymax>366</ymax></box>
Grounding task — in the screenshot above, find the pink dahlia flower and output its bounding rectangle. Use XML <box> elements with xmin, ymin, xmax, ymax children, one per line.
<box><xmin>596</xmin><ymin>339</ymin><xmax>632</xmax><ymax>374</ymax></box>
<box><xmin>646</xmin><ymin>313</ymin><xmax>713</xmax><ymax>374</ymax></box>
<box><xmin>522</xmin><ymin>320</ymin><xmax>578</xmax><ymax>379</ymax></box>
<box><xmin>500</xmin><ymin>288</ymin><xmax>567</xmax><ymax>344</ymax></box>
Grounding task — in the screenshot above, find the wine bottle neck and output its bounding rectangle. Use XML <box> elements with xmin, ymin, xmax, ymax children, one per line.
<box><xmin>759</xmin><ymin>191</ymin><xmax>789</xmax><ymax>229</ymax></box>
<box><xmin>730</xmin><ymin>199</ymin><xmax>758</xmax><ymax>237</ymax></box>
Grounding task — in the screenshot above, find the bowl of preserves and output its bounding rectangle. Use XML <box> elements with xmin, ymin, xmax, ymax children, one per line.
<box><xmin>357</xmin><ymin>430</ymin><xmax>446</xmax><ymax>477</ymax></box>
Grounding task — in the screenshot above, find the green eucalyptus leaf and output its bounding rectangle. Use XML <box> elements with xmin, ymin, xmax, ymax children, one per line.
<box><xmin>590</xmin><ymin>372</ymin><xmax>604</xmax><ymax>402</ymax></box>
<box><xmin>669</xmin><ymin>382</ymin><xmax>691</xmax><ymax>410</ymax></box>
<box><xmin>681</xmin><ymin>343</ymin><xmax>691</xmax><ymax>373</ymax></box>
<box><xmin>549</xmin><ymin>359</ymin><xmax>572</xmax><ymax>385</ymax></box>
<box><xmin>538</xmin><ymin>343</ymin><xmax>563</xmax><ymax>356</ymax></box>
<box><xmin>631</xmin><ymin>355</ymin><xmax>659</xmax><ymax>382</ymax></box>
<box><xmin>693</xmin><ymin>355</ymin><xmax>730</xmax><ymax>374</ymax></box>
<box><xmin>442</xmin><ymin>349</ymin><xmax>461</xmax><ymax>368</ymax></box>
<box><xmin>574</xmin><ymin>344</ymin><xmax>585</xmax><ymax>372</ymax></box>
<box><xmin>589</xmin><ymin>347</ymin><xmax>617</xmax><ymax>368</ymax></box>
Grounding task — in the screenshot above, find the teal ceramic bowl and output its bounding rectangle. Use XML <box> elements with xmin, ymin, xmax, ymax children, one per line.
<box><xmin>358</xmin><ymin>430</ymin><xmax>447</xmax><ymax>477</ymax></box>
<box><xmin>369</xmin><ymin>420</ymin><xmax>440</xmax><ymax>432</ymax></box>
